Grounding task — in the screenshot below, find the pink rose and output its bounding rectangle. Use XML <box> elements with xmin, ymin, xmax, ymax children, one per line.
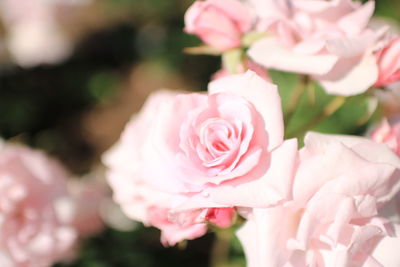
<box><xmin>248</xmin><ymin>0</ymin><xmax>385</xmax><ymax>95</ymax></box>
<box><xmin>0</xmin><ymin>143</ymin><xmax>77</xmax><ymax>267</ymax></box>
<box><xmin>103</xmin><ymin>91</ymin><xmax>210</xmax><ymax>246</ymax></box>
<box><xmin>184</xmin><ymin>0</ymin><xmax>253</xmax><ymax>51</ymax></box>
<box><xmin>370</xmin><ymin>118</ymin><xmax>400</xmax><ymax>157</ymax></box>
<box><xmin>0</xmin><ymin>0</ymin><xmax>88</xmax><ymax>67</ymax></box>
<box><xmin>374</xmin><ymin>37</ymin><xmax>400</xmax><ymax>87</ymax></box>
<box><xmin>237</xmin><ymin>132</ymin><xmax>400</xmax><ymax>267</ymax></box>
<box><xmin>104</xmin><ymin>71</ymin><xmax>298</xmax><ymax>244</ymax></box>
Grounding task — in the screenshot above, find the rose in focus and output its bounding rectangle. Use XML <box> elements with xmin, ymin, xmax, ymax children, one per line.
<box><xmin>103</xmin><ymin>71</ymin><xmax>298</xmax><ymax>245</ymax></box>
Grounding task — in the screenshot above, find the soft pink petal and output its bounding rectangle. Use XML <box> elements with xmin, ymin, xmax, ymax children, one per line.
<box><xmin>237</xmin><ymin>207</ymin><xmax>292</xmax><ymax>267</ymax></box>
<box><xmin>208</xmin><ymin>0</ymin><xmax>253</xmax><ymax>32</ymax></box>
<box><xmin>372</xmin><ymin>224</ymin><xmax>400</xmax><ymax>267</ymax></box>
<box><xmin>326</xmin><ymin>33</ymin><xmax>376</xmax><ymax>58</ymax></box>
<box><xmin>249</xmin><ymin>37</ymin><xmax>338</xmax><ymax>76</ymax></box>
<box><xmin>338</xmin><ymin>1</ymin><xmax>374</xmax><ymax>36</ymax></box>
<box><xmin>316</xmin><ymin>52</ymin><xmax>378</xmax><ymax>95</ymax></box>
<box><xmin>236</xmin><ymin>218</ymin><xmax>260</xmax><ymax>267</ymax></box>
<box><xmin>208</xmin><ymin>70</ymin><xmax>284</xmax><ymax>150</ymax></box>
<box><xmin>175</xmin><ymin>139</ymin><xmax>297</xmax><ymax>210</ymax></box>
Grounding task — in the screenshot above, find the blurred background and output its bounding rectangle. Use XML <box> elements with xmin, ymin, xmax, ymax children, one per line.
<box><xmin>0</xmin><ymin>0</ymin><xmax>398</xmax><ymax>266</ymax></box>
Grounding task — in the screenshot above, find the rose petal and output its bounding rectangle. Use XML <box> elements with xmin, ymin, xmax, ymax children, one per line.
<box><xmin>249</xmin><ymin>37</ymin><xmax>339</xmax><ymax>75</ymax></box>
<box><xmin>208</xmin><ymin>70</ymin><xmax>284</xmax><ymax>151</ymax></box>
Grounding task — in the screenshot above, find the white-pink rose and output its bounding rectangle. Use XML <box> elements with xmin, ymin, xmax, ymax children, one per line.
<box><xmin>0</xmin><ymin>143</ymin><xmax>77</xmax><ymax>267</ymax></box>
<box><xmin>104</xmin><ymin>71</ymin><xmax>298</xmax><ymax>244</ymax></box>
<box><xmin>374</xmin><ymin>37</ymin><xmax>400</xmax><ymax>87</ymax></box>
<box><xmin>237</xmin><ymin>132</ymin><xmax>400</xmax><ymax>267</ymax></box>
<box><xmin>248</xmin><ymin>0</ymin><xmax>385</xmax><ymax>95</ymax></box>
<box><xmin>184</xmin><ymin>0</ymin><xmax>253</xmax><ymax>51</ymax></box>
<box><xmin>371</xmin><ymin>118</ymin><xmax>400</xmax><ymax>157</ymax></box>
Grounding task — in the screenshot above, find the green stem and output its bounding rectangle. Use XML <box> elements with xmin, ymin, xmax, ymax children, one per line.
<box><xmin>210</xmin><ymin>229</ymin><xmax>232</xmax><ymax>267</ymax></box>
<box><xmin>284</xmin><ymin>75</ymin><xmax>309</xmax><ymax>127</ymax></box>
<box><xmin>287</xmin><ymin>96</ymin><xmax>346</xmax><ymax>139</ymax></box>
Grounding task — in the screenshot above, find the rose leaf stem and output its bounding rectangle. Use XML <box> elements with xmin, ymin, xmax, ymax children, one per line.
<box><xmin>284</xmin><ymin>75</ymin><xmax>310</xmax><ymax>127</ymax></box>
<box><xmin>287</xmin><ymin>95</ymin><xmax>346</xmax><ymax>139</ymax></box>
<box><xmin>210</xmin><ymin>228</ymin><xmax>233</xmax><ymax>267</ymax></box>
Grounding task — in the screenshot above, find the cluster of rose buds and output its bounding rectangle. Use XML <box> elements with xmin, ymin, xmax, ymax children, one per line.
<box><xmin>103</xmin><ymin>0</ymin><xmax>400</xmax><ymax>266</ymax></box>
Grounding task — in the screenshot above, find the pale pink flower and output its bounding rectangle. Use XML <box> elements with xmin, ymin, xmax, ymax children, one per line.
<box><xmin>374</xmin><ymin>37</ymin><xmax>400</xmax><ymax>87</ymax></box>
<box><xmin>237</xmin><ymin>132</ymin><xmax>400</xmax><ymax>267</ymax></box>
<box><xmin>103</xmin><ymin>71</ymin><xmax>297</xmax><ymax>244</ymax></box>
<box><xmin>0</xmin><ymin>0</ymin><xmax>88</xmax><ymax>67</ymax></box>
<box><xmin>0</xmin><ymin>143</ymin><xmax>77</xmax><ymax>267</ymax></box>
<box><xmin>248</xmin><ymin>0</ymin><xmax>386</xmax><ymax>95</ymax></box>
<box><xmin>184</xmin><ymin>0</ymin><xmax>253</xmax><ymax>51</ymax></box>
<box><xmin>370</xmin><ymin>118</ymin><xmax>400</xmax><ymax>157</ymax></box>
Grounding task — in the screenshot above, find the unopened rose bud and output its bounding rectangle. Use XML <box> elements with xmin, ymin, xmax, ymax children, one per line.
<box><xmin>374</xmin><ymin>37</ymin><xmax>400</xmax><ymax>87</ymax></box>
<box><xmin>184</xmin><ymin>0</ymin><xmax>252</xmax><ymax>51</ymax></box>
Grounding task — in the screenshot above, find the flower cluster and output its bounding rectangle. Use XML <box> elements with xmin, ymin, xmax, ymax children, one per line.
<box><xmin>104</xmin><ymin>70</ymin><xmax>400</xmax><ymax>266</ymax></box>
<box><xmin>185</xmin><ymin>0</ymin><xmax>400</xmax><ymax>96</ymax></box>
<box><xmin>2</xmin><ymin>0</ymin><xmax>399</xmax><ymax>266</ymax></box>
<box><xmin>102</xmin><ymin>1</ymin><xmax>400</xmax><ymax>266</ymax></box>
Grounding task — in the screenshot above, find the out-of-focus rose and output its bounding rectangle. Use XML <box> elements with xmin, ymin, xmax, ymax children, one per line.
<box><xmin>0</xmin><ymin>142</ymin><xmax>77</xmax><ymax>267</ymax></box>
<box><xmin>374</xmin><ymin>37</ymin><xmax>400</xmax><ymax>87</ymax></box>
<box><xmin>0</xmin><ymin>0</ymin><xmax>88</xmax><ymax>67</ymax></box>
<box><xmin>103</xmin><ymin>71</ymin><xmax>297</xmax><ymax>245</ymax></box>
<box><xmin>248</xmin><ymin>0</ymin><xmax>385</xmax><ymax>95</ymax></box>
<box><xmin>6</xmin><ymin>22</ymin><xmax>71</xmax><ymax>67</ymax></box>
<box><xmin>237</xmin><ymin>132</ymin><xmax>400</xmax><ymax>267</ymax></box>
<box><xmin>184</xmin><ymin>0</ymin><xmax>253</xmax><ymax>51</ymax></box>
<box><xmin>370</xmin><ymin>118</ymin><xmax>400</xmax><ymax>157</ymax></box>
